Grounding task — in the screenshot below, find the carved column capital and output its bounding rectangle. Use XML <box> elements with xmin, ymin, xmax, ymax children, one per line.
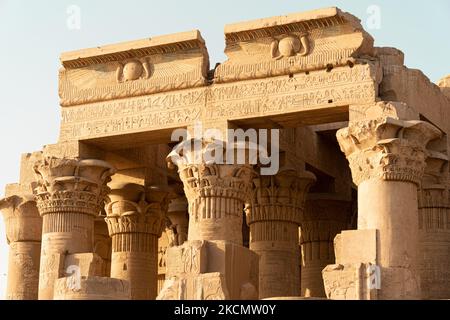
<box><xmin>33</xmin><ymin>157</ymin><xmax>116</xmax><ymax>216</ymax></box>
<box><xmin>105</xmin><ymin>183</ymin><xmax>168</xmax><ymax>239</ymax></box>
<box><xmin>0</xmin><ymin>193</ymin><xmax>42</xmax><ymax>244</ymax></box>
<box><xmin>418</xmin><ymin>152</ymin><xmax>449</xmax><ymax>209</ymax></box>
<box><xmin>246</xmin><ymin>168</ymin><xmax>316</xmax><ymax>226</ymax></box>
<box><xmin>301</xmin><ymin>195</ymin><xmax>352</xmax><ymax>243</ymax></box>
<box><xmin>167</xmin><ymin>139</ymin><xmax>255</xmax><ymax>243</ymax></box>
<box><xmin>337</xmin><ymin>118</ymin><xmax>442</xmax><ymax>186</ymax></box>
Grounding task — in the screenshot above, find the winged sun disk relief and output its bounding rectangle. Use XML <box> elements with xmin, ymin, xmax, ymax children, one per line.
<box><xmin>116</xmin><ymin>58</ymin><xmax>151</xmax><ymax>83</ymax></box>
<box><xmin>271</xmin><ymin>34</ymin><xmax>310</xmax><ymax>60</ymax></box>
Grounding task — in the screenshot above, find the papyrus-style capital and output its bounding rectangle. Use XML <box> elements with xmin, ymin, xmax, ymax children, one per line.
<box><xmin>33</xmin><ymin>157</ymin><xmax>116</xmax><ymax>216</ymax></box>
<box><xmin>0</xmin><ymin>193</ymin><xmax>42</xmax><ymax>243</ymax></box>
<box><xmin>337</xmin><ymin>118</ymin><xmax>441</xmax><ymax>186</ymax></box>
<box><xmin>246</xmin><ymin>168</ymin><xmax>316</xmax><ymax>226</ymax></box>
<box><xmin>167</xmin><ymin>139</ymin><xmax>255</xmax><ymax>243</ymax></box>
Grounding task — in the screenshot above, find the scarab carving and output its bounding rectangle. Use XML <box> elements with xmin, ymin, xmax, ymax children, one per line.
<box><xmin>271</xmin><ymin>34</ymin><xmax>310</xmax><ymax>60</ymax></box>
<box><xmin>116</xmin><ymin>58</ymin><xmax>151</xmax><ymax>82</ymax></box>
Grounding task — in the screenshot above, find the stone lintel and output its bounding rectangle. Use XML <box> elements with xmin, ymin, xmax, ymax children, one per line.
<box><xmin>61</xmin><ymin>30</ymin><xmax>207</xmax><ymax>68</ymax></box>
<box><xmin>217</xmin><ymin>7</ymin><xmax>374</xmax><ymax>83</ymax></box>
<box><xmin>59</xmin><ymin>30</ymin><xmax>209</xmax><ymax>107</ymax></box>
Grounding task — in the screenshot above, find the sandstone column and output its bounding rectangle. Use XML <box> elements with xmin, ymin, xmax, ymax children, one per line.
<box><xmin>300</xmin><ymin>194</ymin><xmax>352</xmax><ymax>298</ymax></box>
<box><xmin>418</xmin><ymin>152</ymin><xmax>450</xmax><ymax>299</ymax></box>
<box><xmin>158</xmin><ymin>140</ymin><xmax>259</xmax><ymax>300</ymax></box>
<box><xmin>336</xmin><ymin>117</ymin><xmax>441</xmax><ymax>299</ymax></box>
<box><xmin>245</xmin><ymin>168</ymin><xmax>315</xmax><ymax>299</ymax></box>
<box><xmin>105</xmin><ymin>183</ymin><xmax>168</xmax><ymax>300</ymax></box>
<box><xmin>0</xmin><ymin>192</ymin><xmax>42</xmax><ymax>300</ymax></box>
<box><xmin>33</xmin><ymin>157</ymin><xmax>115</xmax><ymax>300</ymax></box>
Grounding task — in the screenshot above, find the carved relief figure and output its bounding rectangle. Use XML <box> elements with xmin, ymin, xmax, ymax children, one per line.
<box><xmin>116</xmin><ymin>59</ymin><xmax>151</xmax><ymax>82</ymax></box>
<box><xmin>271</xmin><ymin>34</ymin><xmax>310</xmax><ymax>60</ymax></box>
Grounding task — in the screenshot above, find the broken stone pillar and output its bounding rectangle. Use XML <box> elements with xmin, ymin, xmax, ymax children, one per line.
<box><xmin>93</xmin><ymin>213</ymin><xmax>112</xmax><ymax>277</ymax></box>
<box><xmin>418</xmin><ymin>151</ymin><xmax>450</xmax><ymax>299</ymax></box>
<box><xmin>300</xmin><ymin>194</ymin><xmax>352</xmax><ymax>298</ymax></box>
<box><xmin>157</xmin><ymin>197</ymin><xmax>188</xmax><ymax>294</ymax></box>
<box><xmin>335</xmin><ymin>113</ymin><xmax>441</xmax><ymax>299</ymax></box>
<box><xmin>167</xmin><ymin>196</ymin><xmax>189</xmax><ymax>246</ymax></box>
<box><xmin>33</xmin><ymin>157</ymin><xmax>115</xmax><ymax>300</ymax></box>
<box><xmin>0</xmin><ymin>191</ymin><xmax>42</xmax><ymax>300</ymax></box>
<box><xmin>246</xmin><ymin>168</ymin><xmax>315</xmax><ymax>299</ymax></box>
<box><xmin>105</xmin><ymin>183</ymin><xmax>168</xmax><ymax>300</ymax></box>
<box><xmin>158</xmin><ymin>140</ymin><xmax>259</xmax><ymax>300</ymax></box>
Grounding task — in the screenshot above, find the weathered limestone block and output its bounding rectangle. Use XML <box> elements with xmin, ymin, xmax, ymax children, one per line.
<box><xmin>323</xmin><ymin>230</ymin><xmax>378</xmax><ymax>300</ymax></box>
<box><xmin>216</xmin><ymin>7</ymin><xmax>374</xmax><ymax>83</ymax></box>
<box><xmin>33</xmin><ymin>157</ymin><xmax>115</xmax><ymax>300</ymax></box>
<box><xmin>379</xmin><ymin>61</ymin><xmax>450</xmax><ymax>135</ymax></box>
<box><xmin>246</xmin><ymin>168</ymin><xmax>315</xmax><ymax>299</ymax></box>
<box><xmin>0</xmin><ymin>189</ymin><xmax>42</xmax><ymax>300</ymax></box>
<box><xmin>334</xmin><ymin>230</ymin><xmax>377</xmax><ymax>265</ymax></box>
<box><xmin>158</xmin><ymin>240</ymin><xmax>258</xmax><ymax>300</ymax></box>
<box><xmin>322</xmin><ymin>263</ymin><xmax>377</xmax><ymax>300</ymax></box>
<box><xmin>53</xmin><ymin>276</ymin><xmax>130</xmax><ymax>300</ymax></box>
<box><xmin>94</xmin><ymin>214</ymin><xmax>112</xmax><ymax>277</ymax></box>
<box><xmin>64</xmin><ymin>253</ymin><xmax>104</xmax><ymax>278</ymax></box>
<box><xmin>336</xmin><ymin>106</ymin><xmax>442</xmax><ymax>299</ymax></box>
<box><xmin>105</xmin><ymin>183</ymin><xmax>169</xmax><ymax>300</ymax></box>
<box><xmin>438</xmin><ymin>75</ymin><xmax>450</xmax><ymax>99</ymax></box>
<box><xmin>300</xmin><ymin>194</ymin><xmax>352</xmax><ymax>298</ymax></box>
<box><xmin>418</xmin><ymin>150</ymin><xmax>450</xmax><ymax>299</ymax></box>
<box><xmin>59</xmin><ymin>30</ymin><xmax>209</xmax><ymax>107</ymax></box>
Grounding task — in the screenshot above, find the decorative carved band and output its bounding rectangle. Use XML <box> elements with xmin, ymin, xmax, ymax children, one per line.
<box><xmin>42</xmin><ymin>212</ymin><xmax>92</xmax><ymax>234</ymax></box>
<box><xmin>106</xmin><ymin>213</ymin><xmax>165</xmax><ymax>238</ymax></box>
<box><xmin>105</xmin><ymin>184</ymin><xmax>169</xmax><ymax>240</ymax></box>
<box><xmin>337</xmin><ymin>118</ymin><xmax>442</xmax><ymax>186</ymax></box>
<box><xmin>111</xmin><ymin>232</ymin><xmax>158</xmax><ymax>253</ymax></box>
<box><xmin>33</xmin><ymin>157</ymin><xmax>115</xmax><ymax>217</ymax></box>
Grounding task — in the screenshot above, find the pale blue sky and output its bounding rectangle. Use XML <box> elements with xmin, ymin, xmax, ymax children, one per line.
<box><xmin>0</xmin><ymin>0</ymin><xmax>449</xmax><ymax>298</ymax></box>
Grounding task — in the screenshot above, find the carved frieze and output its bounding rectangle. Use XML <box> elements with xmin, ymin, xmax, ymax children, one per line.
<box><xmin>216</xmin><ymin>7</ymin><xmax>374</xmax><ymax>83</ymax></box>
<box><xmin>59</xmin><ymin>30</ymin><xmax>209</xmax><ymax>107</ymax></box>
<box><xmin>59</xmin><ymin>63</ymin><xmax>379</xmax><ymax>142</ymax></box>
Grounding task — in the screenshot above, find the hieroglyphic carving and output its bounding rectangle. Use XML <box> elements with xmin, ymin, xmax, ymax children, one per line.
<box><xmin>322</xmin><ymin>263</ymin><xmax>377</xmax><ymax>300</ymax></box>
<box><xmin>59</xmin><ymin>63</ymin><xmax>379</xmax><ymax>142</ymax></box>
<box><xmin>59</xmin><ymin>89</ymin><xmax>205</xmax><ymax>141</ymax></box>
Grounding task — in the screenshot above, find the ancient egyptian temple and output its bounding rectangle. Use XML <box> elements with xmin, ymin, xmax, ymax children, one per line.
<box><xmin>1</xmin><ymin>7</ymin><xmax>450</xmax><ymax>300</ymax></box>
